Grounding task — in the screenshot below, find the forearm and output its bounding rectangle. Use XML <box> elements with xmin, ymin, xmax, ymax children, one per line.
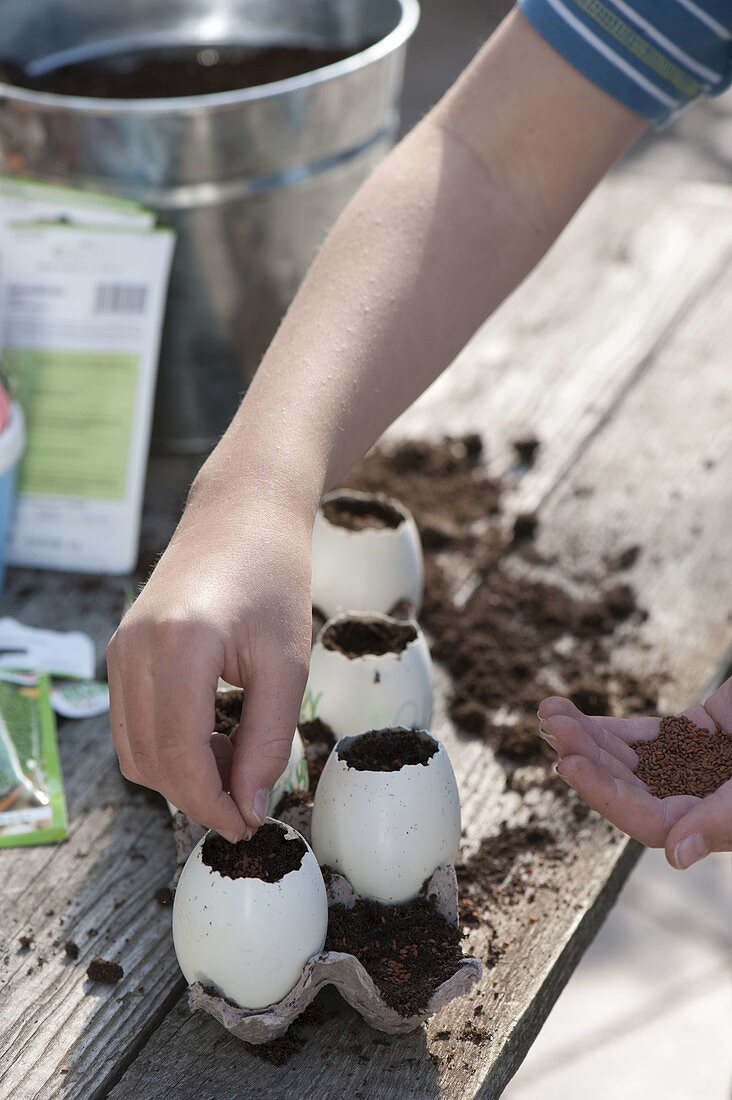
<box><xmin>199</xmin><ymin>10</ymin><xmax>646</xmax><ymax>508</ymax></box>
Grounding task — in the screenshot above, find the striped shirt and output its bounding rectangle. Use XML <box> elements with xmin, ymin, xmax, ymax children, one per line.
<box><xmin>519</xmin><ymin>0</ymin><xmax>732</xmax><ymax>125</ymax></box>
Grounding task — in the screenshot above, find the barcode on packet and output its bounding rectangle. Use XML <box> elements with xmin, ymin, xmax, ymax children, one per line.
<box><xmin>93</xmin><ymin>283</ymin><xmax>148</xmax><ymax>315</ymax></box>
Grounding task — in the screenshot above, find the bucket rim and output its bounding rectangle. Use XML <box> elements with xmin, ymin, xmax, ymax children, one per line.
<box><xmin>0</xmin><ymin>0</ymin><xmax>420</xmax><ymax>114</ymax></box>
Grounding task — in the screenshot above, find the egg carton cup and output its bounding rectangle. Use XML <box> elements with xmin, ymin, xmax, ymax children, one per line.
<box><xmin>187</xmin><ymin>864</ymin><xmax>482</xmax><ymax>1043</ymax></box>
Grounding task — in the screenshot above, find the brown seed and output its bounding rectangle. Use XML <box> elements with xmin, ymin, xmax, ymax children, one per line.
<box><xmin>631</xmin><ymin>716</ymin><xmax>732</xmax><ymax>799</ymax></box>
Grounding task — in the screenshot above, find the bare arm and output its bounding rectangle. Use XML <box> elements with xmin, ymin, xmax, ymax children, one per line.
<box><xmin>108</xmin><ymin>9</ymin><xmax>647</xmax><ymax>840</ymax></box>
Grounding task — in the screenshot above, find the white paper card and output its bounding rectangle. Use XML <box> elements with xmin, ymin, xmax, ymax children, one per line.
<box><xmin>0</xmin><ymin>617</ymin><xmax>95</xmax><ymax>679</ymax></box>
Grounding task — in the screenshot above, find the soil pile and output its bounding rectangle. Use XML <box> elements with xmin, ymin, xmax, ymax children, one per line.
<box><xmin>203</xmin><ymin>824</ymin><xmax>305</xmax><ymax>883</ymax></box>
<box><xmin>325</xmin><ymin>896</ymin><xmax>465</xmax><ymax>1015</ymax></box>
<box><xmin>632</xmin><ymin>716</ymin><xmax>732</xmax><ymax>798</ymax></box>
<box><xmin>338</xmin><ymin>728</ymin><xmax>437</xmax><ymax>772</ymax></box>
<box><xmin>345</xmin><ymin>436</ymin><xmax>656</xmax><ymax>766</ymax></box>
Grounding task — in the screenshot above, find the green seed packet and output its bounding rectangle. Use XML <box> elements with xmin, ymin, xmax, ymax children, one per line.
<box><xmin>0</xmin><ymin>671</ymin><xmax>67</xmax><ymax>847</ymax></box>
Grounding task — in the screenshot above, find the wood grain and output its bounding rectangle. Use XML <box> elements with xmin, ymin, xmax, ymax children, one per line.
<box><xmin>0</xmin><ymin>176</ymin><xmax>730</xmax><ymax>1100</ymax></box>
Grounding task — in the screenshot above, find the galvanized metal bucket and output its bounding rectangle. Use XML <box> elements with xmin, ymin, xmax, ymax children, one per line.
<box><xmin>0</xmin><ymin>0</ymin><xmax>419</xmax><ymax>451</ymax></box>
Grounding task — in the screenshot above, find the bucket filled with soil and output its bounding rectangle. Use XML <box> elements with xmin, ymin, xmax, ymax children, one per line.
<box><xmin>0</xmin><ymin>0</ymin><xmax>419</xmax><ymax>451</ymax></box>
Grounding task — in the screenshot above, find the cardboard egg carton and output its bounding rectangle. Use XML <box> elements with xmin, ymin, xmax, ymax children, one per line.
<box><xmin>171</xmin><ymin>812</ymin><xmax>481</xmax><ymax>1043</ymax></box>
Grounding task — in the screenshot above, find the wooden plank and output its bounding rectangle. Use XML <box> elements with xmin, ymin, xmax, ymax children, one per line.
<box><xmin>386</xmin><ymin>177</ymin><xmax>732</xmax><ymax>510</ymax></box>
<box><xmin>107</xmin><ymin>182</ymin><xmax>732</xmax><ymax>1099</ymax></box>
<box><xmin>0</xmin><ymin>459</ymin><xmax>202</xmax><ymax>1100</ymax></box>
<box><xmin>1</xmin><ymin>176</ymin><xmax>730</xmax><ymax>1100</ymax></box>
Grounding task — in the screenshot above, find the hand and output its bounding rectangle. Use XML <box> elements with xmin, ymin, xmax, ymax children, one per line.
<box><xmin>537</xmin><ymin>677</ymin><xmax>732</xmax><ymax>869</ymax></box>
<box><xmin>107</xmin><ymin>474</ymin><xmax>314</xmax><ymax>842</ymax></box>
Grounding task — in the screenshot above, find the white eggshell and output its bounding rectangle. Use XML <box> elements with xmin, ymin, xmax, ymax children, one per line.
<box><xmin>172</xmin><ymin>820</ymin><xmax>328</xmax><ymax>1009</ymax></box>
<box><xmin>311</xmin><ymin>490</ymin><xmax>423</xmax><ymax>618</ymax></box>
<box><xmin>302</xmin><ymin>614</ymin><xmax>434</xmax><ymax>736</ymax></box>
<box><xmin>269</xmin><ymin>729</ymin><xmax>309</xmax><ymax>813</ymax></box>
<box><xmin>311</xmin><ymin>730</ymin><xmax>461</xmax><ymax>904</ymax></box>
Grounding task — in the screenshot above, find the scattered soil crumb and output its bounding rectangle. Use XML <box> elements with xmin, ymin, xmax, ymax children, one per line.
<box><xmin>511</xmin><ymin>511</ymin><xmax>539</xmax><ymax>546</ymax></box>
<box><xmin>512</xmin><ymin>436</ymin><xmax>540</xmax><ymax>466</ymax></box>
<box><xmin>457</xmin><ymin>825</ymin><xmax>560</xmax><ymax>948</ymax></box>
<box><xmin>64</xmin><ymin>941</ymin><xmax>80</xmax><ymax>961</ymax></box>
<box><xmin>86</xmin><ymin>957</ymin><xmax>124</xmax><ymax>984</ymax></box>
<box><xmin>460</xmin><ymin>1023</ymin><xmax>491</xmax><ymax>1045</ymax></box>
<box><xmin>607</xmin><ymin>545</ymin><xmax>640</xmax><ymax>572</ymax></box>
<box><xmin>248</xmin><ymin>1034</ymin><xmax>304</xmax><ymax>1066</ymax></box>
<box><xmin>155</xmin><ymin>886</ymin><xmax>174</xmax><ymax>907</ymax></box>
<box><xmin>18</xmin><ymin>935</ymin><xmax>33</xmax><ymax>951</ymax></box>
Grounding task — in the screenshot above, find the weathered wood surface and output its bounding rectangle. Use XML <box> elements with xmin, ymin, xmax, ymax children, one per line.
<box><xmin>0</xmin><ymin>175</ymin><xmax>730</xmax><ymax>1100</ymax></box>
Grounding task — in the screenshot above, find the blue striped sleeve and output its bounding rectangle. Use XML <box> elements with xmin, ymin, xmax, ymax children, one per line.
<box><xmin>519</xmin><ymin>0</ymin><xmax>732</xmax><ymax>126</ymax></box>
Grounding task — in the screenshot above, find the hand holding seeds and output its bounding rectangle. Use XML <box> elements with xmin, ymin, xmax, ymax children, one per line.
<box><xmin>107</xmin><ymin>487</ymin><xmax>313</xmax><ymax>842</ymax></box>
<box><xmin>537</xmin><ymin>677</ymin><xmax>732</xmax><ymax>868</ymax></box>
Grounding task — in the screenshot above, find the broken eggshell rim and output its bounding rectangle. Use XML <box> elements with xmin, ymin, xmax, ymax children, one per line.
<box><xmin>318</xmin><ymin>488</ymin><xmax>414</xmax><ymax>535</ymax></box>
<box><xmin>331</xmin><ymin>725</ymin><xmax>443</xmax><ymax>772</ymax></box>
<box><xmin>197</xmin><ymin>817</ymin><xmax>315</xmax><ymax>887</ymax></box>
<box><xmin>314</xmin><ymin>610</ymin><xmax>425</xmax><ymax>661</ymax></box>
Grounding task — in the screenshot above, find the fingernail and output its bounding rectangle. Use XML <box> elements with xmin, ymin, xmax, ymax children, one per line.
<box><xmin>554</xmin><ymin>762</ymin><xmax>571</xmax><ymax>785</ymax></box>
<box><xmin>252</xmin><ymin>788</ymin><xmax>269</xmax><ymax>825</ymax></box>
<box><xmin>672</xmin><ymin>833</ymin><xmax>708</xmax><ymax>870</ymax></box>
<box><xmin>538</xmin><ymin>726</ymin><xmax>561</xmax><ymax>753</ymax></box>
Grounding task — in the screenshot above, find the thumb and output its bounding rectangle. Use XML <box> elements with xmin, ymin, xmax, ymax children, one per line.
<box><xmin>229</xmin><ymin>652</ymin><xmax>309</xmax><ymax>831</ymax></box>
<box><xmin>665</xmin><ymin>782</ymin><xmax>732</xmax><ymax>869</ymax></box>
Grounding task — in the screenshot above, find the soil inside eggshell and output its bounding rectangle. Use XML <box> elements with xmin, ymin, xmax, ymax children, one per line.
<box><xmin>214</xmin><ymin>690</ymin><xmax>244</xmax><ymax>735</ymax></box>
<box><xmin>338</xmin><ymin>728</ymin><xmax>438</xmax><ymax>772</ymax></box>
<box><xmin>325</xmin><ymin>895</ymin><xmax>465</xmax><ymax>1015</ymax></box>
<box><xmin>321</xmin><ymin>617</ymin><xmax>417</xmax><ymax>659</ymax></box>
<box><xmin>322</xmin><ymin>494</ymin><xmax>404</xmax><ymax>532</ymax></box>
<box><xmin>202</xmin><ymin>823</ymin><xmax>306</xmax><ymax>883</ymax></box>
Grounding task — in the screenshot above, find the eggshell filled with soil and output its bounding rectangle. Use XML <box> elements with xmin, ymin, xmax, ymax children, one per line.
<box><xmin>311</xmin><ymin>728</ymin><xmax>461</xmax><ymax>904</ymax></box>
<box><xmin>302</xmin><ymin>613</ymin><xmax>433</xmax><ymax>737</ymax></box>
<box><xmin>311</xmin><ymin>490</ymin><xmax>423</xmax><ymax>619</ymax></box>
<box><xmin>172</xmin><ymin>820</ymin><xmax>327</xmax><ymax>1009</ymax></box>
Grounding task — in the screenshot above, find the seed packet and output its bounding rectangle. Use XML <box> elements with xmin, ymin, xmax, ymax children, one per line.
<box><xmin>0</xmin><ymin>670</ymin><xmax>67</xmax><ymax>847</ymax></box>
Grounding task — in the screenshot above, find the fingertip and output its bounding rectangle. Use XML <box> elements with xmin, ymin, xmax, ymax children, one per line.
<box><xmin>555</xmin><ymin>752</ymin><xmax>587</xmax><ymax>779</ymax></box>
<box><xmin>667</xmin><ymin>832</ymin><xmax>709</xmax><ymax>871</ymax></box>
<box><xmin>538</xmin><ymin>696</ymin><xmax>571</xmax><ymax>720</ymax></box>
